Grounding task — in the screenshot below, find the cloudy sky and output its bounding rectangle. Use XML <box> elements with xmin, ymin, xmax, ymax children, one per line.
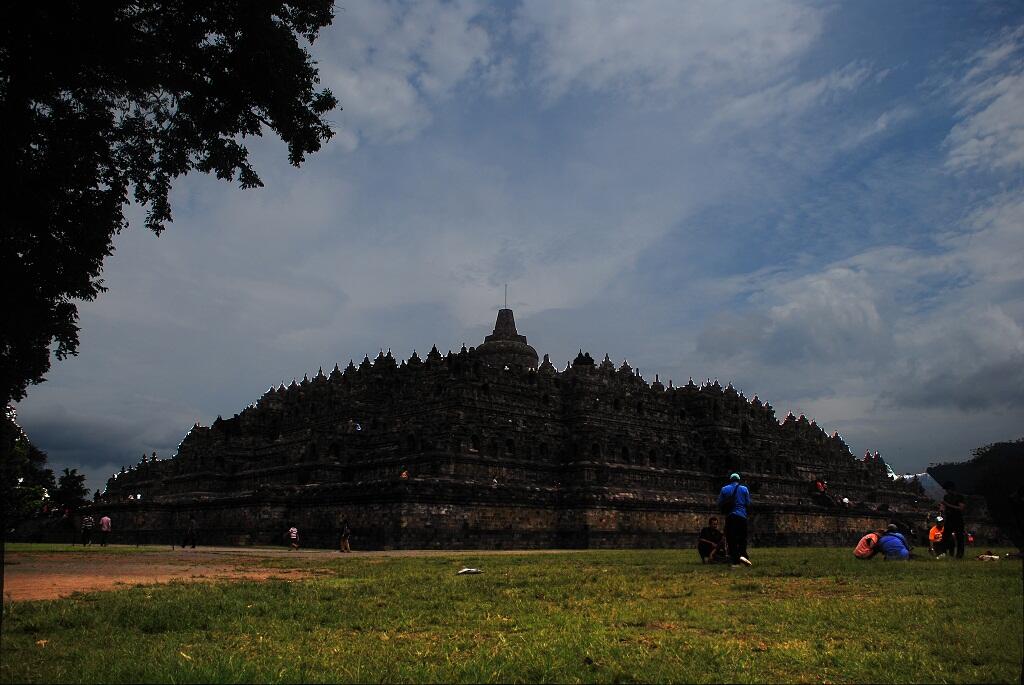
<box><xmin>15</xmin><ymin>0</ymin><xmax>1024</xmax><ymax>493</ymax></box>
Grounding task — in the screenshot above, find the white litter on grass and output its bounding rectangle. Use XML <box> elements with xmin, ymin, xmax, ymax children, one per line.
<box><xmin>457</xmin><ymin>567</ymin><xmax>483</xmax><ymax>575</ymax></box>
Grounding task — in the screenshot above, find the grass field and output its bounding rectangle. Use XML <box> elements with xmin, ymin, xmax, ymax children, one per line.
<box><xmin>2</xmin><ymin>546</ymin><xmax>1021</xmax><ymax>683</ymax></box>
<box><xmin>3</xmin><ymin>542</ymin><xmax>168</xmax><ymax>555</ymax></box>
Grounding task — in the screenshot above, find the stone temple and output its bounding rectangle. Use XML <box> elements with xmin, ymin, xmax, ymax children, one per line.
<box><xmin>100</xmin><ymin>308</ymin><xmax>931</xmax><ymax>549</ymax></box>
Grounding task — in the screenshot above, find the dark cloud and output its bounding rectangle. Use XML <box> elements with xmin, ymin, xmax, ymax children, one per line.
<box><xmin>20</xmin><ymin>407</ymin><xmax>185</xmax><ymax>470</ymax></box>
<box><xmin>886</xmin><ymin>352</ymin><xmax>1024</xmax><ymax>412</ymax></box>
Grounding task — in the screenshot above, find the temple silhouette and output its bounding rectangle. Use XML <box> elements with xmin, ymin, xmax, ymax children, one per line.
<box><xmin>100</xmin><ymin>308</ymin><xmax>935</xmax><ymax>548</ymax></box>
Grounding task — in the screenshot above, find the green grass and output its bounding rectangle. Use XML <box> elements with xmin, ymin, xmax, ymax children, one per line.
<box><xmin>2</xmin><ymin>548</ymin><xmax>1021</xmax><ymax>683</ymax></box>
<box><xmin>3</xmin><ymin>543</ymin><xmax>167</xmax><ymax>555</ymax></box>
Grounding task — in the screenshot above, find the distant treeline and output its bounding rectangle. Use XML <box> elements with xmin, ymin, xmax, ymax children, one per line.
<box><xmin>928</xmin><ymin>438</ymin><xmax>1024</xmax><ymax>549</ymax></box>
<box><xmin>927</xmin><ymin>438</ymin><xmax>1024</xmax><ymax>494</ymax></box>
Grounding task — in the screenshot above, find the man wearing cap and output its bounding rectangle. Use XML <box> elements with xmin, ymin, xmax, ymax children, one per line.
<box><xmin>876</xmin><ymin>524</ymin><xmax>911</xmax><ymax>560</ymax></box>
<box><xmin>717</xmin><ymin>473</ymin><xmax>752</xmax><ymax>567</ymax></box>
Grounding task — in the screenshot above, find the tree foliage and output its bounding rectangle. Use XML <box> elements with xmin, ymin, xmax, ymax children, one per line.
<box><xmin>54</xmin><ymin>467</ymin><xmax>90</xmax><ymax>511</ymax></box>
<box><xmin>928</xmin><ymin>437</ymin><xmax>1024</xmax><ymax>549</ymax></box>
<box><xmin>0</xmin><ymin>1</ymin><xmax>338</xmax><ymax>404</ymax></box>
<box><xmin>1</xmin><ymin>405</ymin><xmax>57</xmax><ymax>523</ymax></box>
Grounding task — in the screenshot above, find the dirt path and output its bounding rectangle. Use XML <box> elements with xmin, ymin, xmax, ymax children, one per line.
<box><xmin>3</xmin><ymin>546</ymin><xmax>577</xmax><ymax>601</ymax></box>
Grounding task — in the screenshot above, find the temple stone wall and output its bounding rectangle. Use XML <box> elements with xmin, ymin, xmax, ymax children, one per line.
<box><xmin>82</xmin><ymin>308</ymin><xmax>952</xmax><ymax>550</ymax></box>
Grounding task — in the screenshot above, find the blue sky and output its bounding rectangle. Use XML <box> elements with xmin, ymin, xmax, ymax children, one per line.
<box><xmin>15</xmin><ymin>1</ymin><xmax>1024</xmax><ymax>493</ymax></box>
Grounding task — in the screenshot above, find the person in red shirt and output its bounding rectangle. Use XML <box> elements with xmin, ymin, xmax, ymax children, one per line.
<box><xmin>928</xmin><ymin>517</ymin><xmax>945</xmax><ymax>556</ymax></box>
<box><xmin>854</xmin><ymin>530</ymin><xmax>884</xmax><ymax>559</ymax></box>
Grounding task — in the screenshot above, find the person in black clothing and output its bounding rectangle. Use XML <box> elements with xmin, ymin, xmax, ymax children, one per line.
<box><xmin>339</xmin><ymin>518</ymin><xmax>352</xmax><ymax>553</ymax></box>
<box><xmin>941</xmin><ymin>481</ymin><xmax>967</xmax><ymax>559</ymax></box>
<box><xmin>182</xmin><ymin>516</ymin><xmax>197</xmax><ymax>549</ymax></box>
<box><xmin>697</xmin><ymin>517</ymin><xmax>728</xmax><ymax>563</ymax></box>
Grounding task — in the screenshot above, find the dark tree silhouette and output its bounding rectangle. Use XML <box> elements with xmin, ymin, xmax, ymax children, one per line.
<box><xmin>1</xmin><ymin>405</ymin><xmax>56</xmax><ymax>522</ymax></box>
<box><xmin>0</xmin><ymin>1</ymin><xmax>339</xmax><ymax>404</ymax></box>
<box><xmin>928</xmin><ymin>438</ymin><xmax>1024</xmax><ymax>550</ymax></box>
<box><xmin>1</xmin><ymin>405</ymin><xmax>57</xmax><ymax>603</ymax></box>
<box><xmin>54</xmin><ymin>467</ymin><xmax>91</xmax><ymax>511</ymax></box>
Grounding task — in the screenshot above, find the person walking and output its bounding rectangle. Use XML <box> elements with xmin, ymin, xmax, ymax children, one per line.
<box><xmin>288</xmin><ymin>526</ymin><xmax>300</xmax><ymax>550</ymax></box>
<box><xmin>717</xmin><ymin>473</ymin><xmax>752</xmax><ymax>567</ymax></box>
<box><xmin>99</xmin><ymin>514</ymin><xmax>112</xmax><ymax>546</ymax></box>
<box><xmin>339</xmin><ymin>518</ymin><xmax>351</xmax><ymax>553</ymax></box>
<box><xmin>80</xmin><ymin>514</ymin><xmax>95</xmax><ymax>546</ymax></box>
<box><xmin>940</xmin><ymin>482</ymin><xmax>967</xmax><ymax>559</ymax></box>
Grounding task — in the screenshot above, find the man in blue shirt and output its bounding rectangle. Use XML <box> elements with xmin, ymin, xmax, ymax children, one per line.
<box><xmin>876</xmin><ymin>524</ymin><xmax>911</xmax><ymax>560</ymax></box>
<box><xmin>717</xmin><ymin>473</ymin><xmax>752</xmax><ymax>567</ymax></box>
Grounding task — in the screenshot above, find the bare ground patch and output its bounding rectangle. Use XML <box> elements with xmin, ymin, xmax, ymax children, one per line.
<box><xmin>3</xmin><ymin>548</ymin><xmax>321</xmax><ymax>600</ymax></box>
<box><xmin>2</xmin><ymin>546</ymin><xmax>579</xmax><ymax>601</ymax></box>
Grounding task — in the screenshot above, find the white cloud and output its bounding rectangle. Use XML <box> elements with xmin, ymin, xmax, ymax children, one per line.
<box><xmin>840</xmin><ymin>105</ymin><xmax>917</xmax><ymax>149</ymax></box>
<box><xmin>695</xmin><ymin>194</ymin><xmax>1024</xmax><ymax>412</ymax></box>
<box><xmin>945</xmin><ymin>25</ymin><xmax>1024</xmax><ymax>173</ymax></box>
<box><xmin>712</xmin><ymin>62</ymin><xmax>875</xmax><ymax>131</ymax></box>
<box><xmin>317</xmin><ymin>0</ymin><xmax>496</xmax><ymax>148</ymax></box>
<box><xmin>315</xmin><ymin>0</ymin><xmax>829</xmax><ymax>149</ymax></box>
<box><xmin>517</xmin><ymin>0</ymin><xmax>823</xmax><ymax>100</ymax></box>
<box><xmin>698</xmin><ymin>258</ymin><xmax>895</xmax><ymax>369</ymax></box>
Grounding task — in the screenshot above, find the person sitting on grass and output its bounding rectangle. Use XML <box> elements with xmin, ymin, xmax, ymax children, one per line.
<box><xmin>854</xmin><ymin>529</ymin><xmax>884</xmax><ymax>559</ymax></box>
<box><xmin>697</xmin><ymin>516</ymin><xmax>728</xmax><ymax>563</ymax></box>
<box><xmin>876</xmin><ymin>524</ymin><xmax>911</xmax><ymax>561</ymax></box>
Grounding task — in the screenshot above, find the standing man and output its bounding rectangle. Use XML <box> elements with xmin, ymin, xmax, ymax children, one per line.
<box><xmin>99</xmin><ymin>514</ymin><xmax>112</xmax><ymax>547</ymax></box>
<box><xmin>288</xmin><ymin>526</ymin><xmax>300</xmax><ymax>550</ymax></box>
<box><xmin>717</xmin><ymin>473</ymin><xmax>752</xmax><ymax>567</ymax></box>
<box><xmin>80</xmin><ymin>513</ymin><xmax>95</xmax><ymax>546</ymax></box>
<box><xmin>940</xmin><ymin>482</ymin><xmax>967</xmax><ymax>559</ymax></box>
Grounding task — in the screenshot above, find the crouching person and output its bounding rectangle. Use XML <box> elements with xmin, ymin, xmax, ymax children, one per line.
<box><xmin>698</xmin><ymin>517</ymin><xmax>729</xmax><ymax>563</ymax></box>
<box><xmin>854</xmin><ymin>529</ymin><xmax>884</xmax><ymax>559</ymax></box>
<box><xmin>876</xmin><ymin>524</ymin><xmax>911</xmax><ymax>561</ymax></box>
<box><xmin>929</xmin><ymin>516</ymin><xmax>946</xmax><ymax>557</ymax></box>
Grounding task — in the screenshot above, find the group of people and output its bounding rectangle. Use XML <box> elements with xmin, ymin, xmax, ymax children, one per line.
<box><xmin>929</xmin><ymin>481</ymin><xmax>967</xmax><ymax>559</ymax></box>
<box><xmin>70</xmin><ymin>476</ymin><xmax>974</xmax><ymax>564</ymax></box>
<box><xmin>79</xmin><ymin>513</ymin><xmax>112</xmax><ymax>546</ymax></box>
<box><xmin>698</xmin><ymin>473</ymin><xmax>753</xmax><ymax>567</ymax></box>
<box><xmin>284</xmin><ymin>518</ymin><xmax>352</xmax><ymax>552</ymax></box>
<box><xmin>811</xmin><ymin>478</ymin><xmax>853</xmax><ymax>509</ymax></box>
<box><xmin>72</xmin><ymin>513</ymin><xmax>354</xmax><ymax>551</ymax></box>
<box><xmin>699</xmin><ymin>474</ymin><xmax>975</xmax><ymax>566</ymax></box>
<box><xmin>854</xmin><ymin>525</ymin><xmax>913</xmax><ymax>560</ymax></box>
<box><xmin>853</xmin><ymin>480</ymin><xmax>969</xmax><ymax>561</ymax></box>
